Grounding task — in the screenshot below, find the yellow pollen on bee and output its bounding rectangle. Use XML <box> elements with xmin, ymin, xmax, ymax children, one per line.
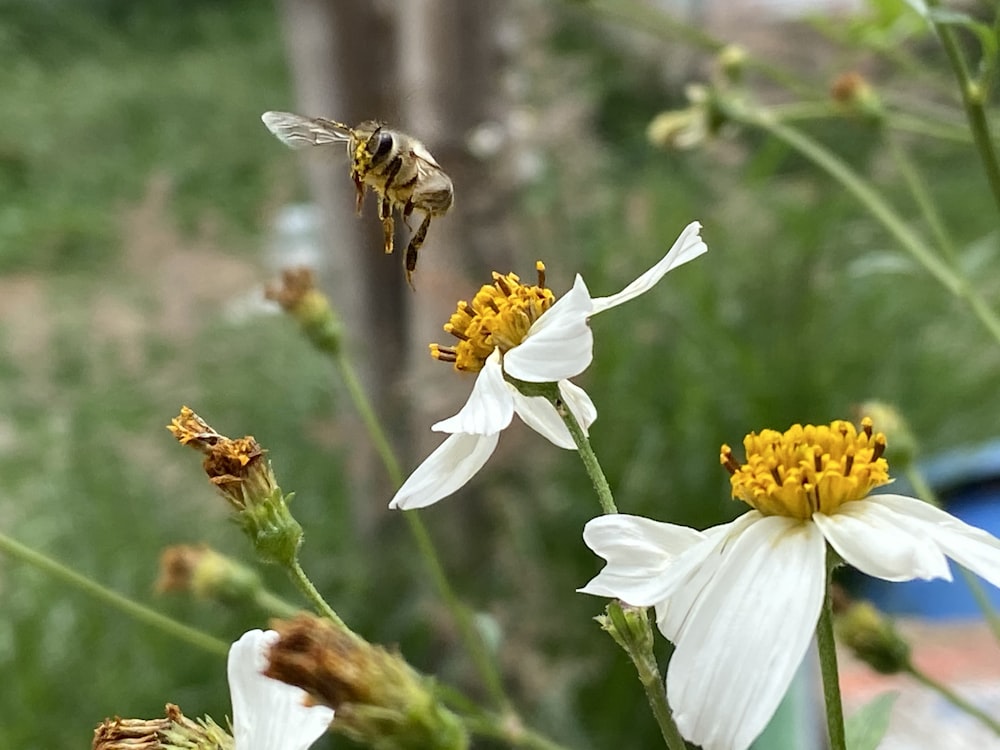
<box><xmin>720</xmin><ymin>417</ymin><xmax>890</xmax><ymax>519</ymax></box>
<box><xmin>430</xmin><ymin>263</ymin><xmax>555</xmax><ymax>372</ymax></box>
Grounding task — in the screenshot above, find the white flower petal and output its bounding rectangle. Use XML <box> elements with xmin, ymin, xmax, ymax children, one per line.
<box><xmin>509</xmin><ymin>387</ymin><xmax>575</xmax><ymax>449</ymax></box>
<box><xmin>503</xmin><ymin>275</ymin><xmax>595</xmax><ymax>383</ymax></box>
<box><xmin>813</xmin><ymin>499</ymin><xmax>952</xmax><ymax>582</ymax></box>
<box><xmin>664</xmin><ymin>516</ymin><xmax>826</xmax><ymax>750</ymax></box>
<box><xmin>579</xmin><ymin>514</ymin><xmax>705</xmax><ymax>604</ymax></box>
<box><xmin>653</xmin><ymin>512</ymin><xmax>762</xmax><ymax>641</ymax></box>
<box><xmin>558</xmin><ymin>380</ymin><xmax>597</xmax><ymax>433</ymax></box>
<box><xmin>590</xmin><ymin>221</ymin><xmax>706</xmax><ymax>315</ymax></box>
<box><xmin>869</xmin><ymin>494</ymin><xmax>1000</xmax><ymax>588</ymax></box>
<box><xmin>507</xmin><ymin>379</ymin><xmax>598</xmax><ymax>449</ymax></box>
<box><xmin>389</xmin><ymin>432</ymin><xmax>500</xmax><ymax>509</ymax></box>
<box><xmin>432</xmin><ymin>354</ymin><xmax>514</xmax><ymax>435</ymax></box>
<box><xmin>229</xmin><ymin>630</ymin><xmax>334</xmax><ymax>750</ymax></box>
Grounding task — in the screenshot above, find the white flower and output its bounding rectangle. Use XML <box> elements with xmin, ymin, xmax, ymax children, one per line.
<box><xmin>579</xmin><ymin>419</ymin><xmax>1000</xmax><ymax>750</ymax></box>
<box><xmin>389</xmin><ymin>221</ymin><xmax>708</xmax><ymax>510</ymax></box>
<box><xmin>228</xmin><ymin>629</ymin><xmax>335</xmax><ymax>750</ymax></box>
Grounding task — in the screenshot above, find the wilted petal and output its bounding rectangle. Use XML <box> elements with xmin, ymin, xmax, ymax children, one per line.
<box><xmin>509</xmin><ymin>387</ymin><xmax>575</xmax><ymax>449</ymax></box>
<box><xmin>868</xmin><ymin>494</ymin><xmax>1000</xmax><ymax>588</ymax></box>
<box><xmin>433</xmin><ymin>354</ymin><xmax>514</xmax><ymax>435</ymax></box>
<box><xmin>579</xmin><ymin>514</ymin><xmax>705</xmax><ymax>604</ymax></box>
<box><xmin>558</xmin><ymin>380</ymin><xmax>597</xmax><ymax>433</ymax></box>
<box><xmin>389</xmin><ymin>432</ymin><xmax>500</xmax><ymax>510</ymax></box>
<box><xmin>229</xmin><ymin>630</ymin><xmax>334</xmax><ymax>750</ymax></box>
<box><xmin>590</xmin><ymin>221</ymin><xmax>706</xmax><ymax>315</ymax></box>
<box><xmin>503</xmin><ymin>275</ymin><xmax>595</xmax><ymax>383</ymax></box>
<box><xmin>664</xmin><ymin>516</ymin><xmax>825</xmax><ymax>750</ymax></box>
<box><xmin>507</xmin><ymin>379</ymin><xmax>598</xmax><ymax>450</ymax></box>
<box><xmin>813</xmin><ymin>499</ymin><xmax>952</xmax><ymax>582</ymax></box>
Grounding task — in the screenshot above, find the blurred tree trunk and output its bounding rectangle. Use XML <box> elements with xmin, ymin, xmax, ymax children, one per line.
<box><xmin>396</xmin><ymin>0</ymin><xmax>516</xmax><ymax>436</ymax></box>
<box><xmin>273</xmin><ymin>0</ymin><xmax>516</xmax><ymax>533</ymax></box>
<box><xmin>274</xmin><ymin>0</ymin><xmax>408</xmax><ymax>535</ymax></box>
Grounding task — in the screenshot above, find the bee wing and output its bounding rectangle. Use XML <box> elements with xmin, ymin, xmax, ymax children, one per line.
<box><xmin>261</xmin><ymin>111</ymin><xmax>352</xmax><ymax>150</ymax></box>
<box><xmin>412</xmin><ymin>151</ymin><xmax>454</xmax><ymax>212</ymax></box>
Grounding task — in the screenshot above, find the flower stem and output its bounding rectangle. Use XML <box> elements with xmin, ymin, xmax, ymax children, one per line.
<box><xmin>334</xmin><ymin>351</ymin><xmax>512</xmax><ymax>713</ymax></box>
<box><xmin>252</xmin><ymin>586</ymin><xmax>301</xmax><ymax>618</ymax></box>
<box><xmin>886</xmin><ymin>133</ymin><xmax>957</xmax><ymax>262</ymax></box>
<box><xmin>604</xmin><ymin>602</ymin><xmax>687</xmax><ymax>750</ymax></box>
<box><xmin>722</xmin><ymin>100</ymin><xmax>1000</xmax><ymax>348</ymax></box>
<box><xmin>540</xmin><ymin>386</ymin><xmax>617</xmax><ymax>515</ymax></box>
<box><xmin>816</xmin><ymin>576</ymin><xmax>847</xmax><ymax>750</ymax></box>
<box><xmin>926</xmin><ymin>0</ymin><xmax>1000</xmax><ymax>216</ymax></box>
<box><xmin>287</xmin><ymin>557</ymin><xmax>347</xmax><ymax>629</ymax></box>
<box><xmin>0</xmin><ymin>529</ymin><xmax>228</xmax><ymax>657</ymax></box>
<box><xmin>906</xmin><ymin>663</ymin><xmax>1000</xmax><ymax>736</ymax></box>
<box><xmin>462</xmin><ymin>713</ymin><xmax>572</xmax><ymax>750</ymax></box>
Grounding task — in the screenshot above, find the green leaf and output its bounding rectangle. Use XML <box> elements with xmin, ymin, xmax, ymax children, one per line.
<box><xmin>927</xmin><ymin>8</ymin><xmax>998</xmax><ymax>61</ymax></box>
<box><xmin>846</xmin><ymin>692</ymin><xmax>899</xmax><ymax>750</ymax></box>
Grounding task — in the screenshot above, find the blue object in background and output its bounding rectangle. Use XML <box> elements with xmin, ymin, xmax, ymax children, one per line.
<box><xmin>857</xmin><ymin>439</ymin><xmax>1000</xmax><ymax>619</ymax></box>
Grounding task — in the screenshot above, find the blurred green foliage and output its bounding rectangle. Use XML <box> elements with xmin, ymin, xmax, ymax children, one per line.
<box><xmin>2</xmin><ymin>1</ymin><xmax>1000</xmax><ymax>749</ymax></box>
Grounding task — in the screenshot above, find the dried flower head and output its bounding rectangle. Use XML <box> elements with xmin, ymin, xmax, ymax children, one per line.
<box><xmin>168</xmin><ymin>407</ymin><xmax>302</xmax><ymax>566</ymax></box>
<box><xmin>265</xmin><ymin>267</ymin><xmax>342</xmax><ymax>354</ymax></box>
<box><xmin>265</xmin><ymin>614</ymin><xmax>468</xmax><ymax>750</ymax></box>
<box><xmin>92</xmin><ymin>704</ymin><xmax>232</xmax><ymax>750</ymax></box>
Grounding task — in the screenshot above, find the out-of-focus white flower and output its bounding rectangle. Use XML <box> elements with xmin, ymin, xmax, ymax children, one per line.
<box><xmin>580</xmin><ymin>418</ymin><xmax>1000</xmax><ymax>750</ymax></box>
<box><xmin>228</xmin><ymin>629</ymin><xmax>335</xmax><ymax>750</ymax></box>
<box><xmin>389</xmin><ymin>222</ymin><xmax>707</xmax><ymax>510</ymax></box>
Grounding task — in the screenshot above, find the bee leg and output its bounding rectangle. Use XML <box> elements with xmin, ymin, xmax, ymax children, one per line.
<box><xmin>353</xmin><ymin>174</ymin><xmax>365</xmax><ymax>215</ymax></box>
<box><xmin>402</xmin><ymin>199</ymin><xmax>415</xmax><ymax>230</ymax></box>
<box><xmin>405</xmin><ymin>214</ymin><xmax>432</xmax><ymax>288</ymax></box>
<box><xmin>379</xmin><ymin>195</ymin><xmax>394</xmax><ymax>254</ymax></box>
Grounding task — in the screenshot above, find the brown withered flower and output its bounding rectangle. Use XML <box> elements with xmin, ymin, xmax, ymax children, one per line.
<box><xmin>265</xmin><ymin>614</ymin><xmax>469</xmax><ymax>750</ymax></box>
<box><xmin>92</xmin><ymin>703</ymin><xmax>232</xmax><ymax>750</ymax></box>
<box><xmin>168</xmin><ymin>407</ymin><xmax>302</xmax><ymax>566</ymax></box>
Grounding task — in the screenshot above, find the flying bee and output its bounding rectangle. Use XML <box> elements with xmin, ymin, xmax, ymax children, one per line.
<box><xmin>261</xmin><ymin>111</ymin><xmax>454</xmax><ymax>287</ymax></box>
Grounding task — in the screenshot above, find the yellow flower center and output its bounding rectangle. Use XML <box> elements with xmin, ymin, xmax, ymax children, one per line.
<box><xmin>720</xmin><ymin>417</ymin><xmax>889</xmax><ymax>519</ymax></box>
<box><xmin>431</xmin><ymin>262</ymin><xmax>554</xmax><ymax>372</ymax></box>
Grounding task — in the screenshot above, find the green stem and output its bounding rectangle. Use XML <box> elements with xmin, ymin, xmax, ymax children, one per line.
<box><xmin>906</xmin><ymin>663</ymin><xmax>1000</xmax><ymax>736</ymax></box>
<box><xmin>816</xmin><ymin>578</ymin><xmax>847</xmax><ymax>750</ymax></box>
<box><xmin>889</xmin><ymin>111</ymin><xmax>973</xmax><ymax>144</ymax></box>
<box><xmin>549</xmin><ymin>388</ymin><xmax>618</xmax><ymax>515</ymax></box>
<box><xmin>252</xmin><ymin>586</ymin><xmax>301</xmax><ymax>618</ymax></box>
<box><xmin>605</xmin><ymin>603</ymin><xmax>687</xmax><ymax>750</ymax></box>
<box><xmin>0</xmin><ymin>530</ymin><xmax>228</xmax><ymax>656</ymax></box>
<box><xmin>903</xmin><ymin>466</ymin><xmax>1000</xmax><ymax>643</ymax></box>
<box><xmin>287</xmin><ymin>557</ymin><xmax>347</xmax><ymax>629</ymax></box>
<box><xmin>335</xmin><ymin>351</ymin><xmax>404</xmax><ymax>482</ymax></box>
<box><xmin>462</xmin><ymin>713</ymin><xmax>571</xmax><ymax>750</ymax></box>
<box><xmin>723</xmin><ymin>100</ymin><xmax>1000</xmax><ymax>347</ymax></box>
<box><xmin>886</xmin><ymin>133</ymin><xmax>958</xmax><ymax>262</ymax></box>
<box><xmin>334</xmin><ymin>351</ymin><xmax>512</xmax><ymax>713</ymax></box>
<box><xmin>926</xmin><ymin>0</ymin><xmax>1000</xmax><ymax>215</ymax></box>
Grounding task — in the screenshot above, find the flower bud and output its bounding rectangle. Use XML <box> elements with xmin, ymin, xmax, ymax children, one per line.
<box><xmin>835</xmin><ymin>601</ymin><xmax>911</xmax><ymax>675</ymax></box>
<box><xmin>156</xmin><ymin>545</ymin><xmax>262</xmax><ymax>605</ymax></box>
<box><xmin>831</xmin><ymin>72</ymin><xmax>883</xmax><ymax>119</ymax></box>
<box><xmin>266</xmin><ymin>267</ymin><xmax>343</xmax><ymax>355</ymax></box>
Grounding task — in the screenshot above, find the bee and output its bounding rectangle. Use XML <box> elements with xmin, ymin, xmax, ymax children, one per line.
<box><xmin>261</xmin><ymin>111</ymin><xmax>454</xmax><ymax>287</ymax></box>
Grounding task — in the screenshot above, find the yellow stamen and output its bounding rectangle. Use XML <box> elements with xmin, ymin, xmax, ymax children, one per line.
<box><xmin>433</xmin><ymin>263</ymin><xmax>555</xmax><ymax>372</ymax></box>
<box><xmin>721</xmin><ymin>417</ymin><xmax>890</xmax><ymax>519</ymax></box>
